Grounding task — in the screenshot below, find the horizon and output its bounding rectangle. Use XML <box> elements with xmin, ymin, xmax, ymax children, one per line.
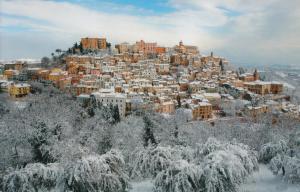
<box><xmin>1</xmin><ymin>0</ymin><xmax>300</xmax><ymax>66</ymax></box>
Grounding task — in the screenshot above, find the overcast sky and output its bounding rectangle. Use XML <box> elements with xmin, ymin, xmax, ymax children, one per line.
<box><xmin>0</xmin><ymin>0</ymin><xmax>300</xmax><ymax>66</ymax></box>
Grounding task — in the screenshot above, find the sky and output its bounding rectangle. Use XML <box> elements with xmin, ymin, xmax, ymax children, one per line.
<box><xmin>0</xmin><ymin>0</ymin><xmax>300</xmax><ymax>66</ymax></box>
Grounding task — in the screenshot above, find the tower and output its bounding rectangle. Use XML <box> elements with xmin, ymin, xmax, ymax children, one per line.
<box><xmin>253</xmin><ymin>68</ymin><xmax>259</xmax><ymax>81</ymax></box>
<box><xmin>179</xmin><ymin>40</ymin><xmax>183</xmax><ymax>47</ymax></box>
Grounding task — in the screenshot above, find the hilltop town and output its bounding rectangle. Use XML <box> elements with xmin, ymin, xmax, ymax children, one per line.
<box><xmin>0</xmin><ymin>37</ymin><xmax>299</xmax><ymax>121</ymax></box>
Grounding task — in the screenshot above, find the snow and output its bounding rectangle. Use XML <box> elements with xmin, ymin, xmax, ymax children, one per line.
<box><xmin>283</xmin><ymin>82</ymin><xmax>296</xmax><ymax>90</ymax></box>
<box><xmin>130</xmin><ymin>180</ymin><xmax>153</xmax><ymax>192</ymax></box>
<box><xmin>130</xmin><ymin>165</ymin><xmax>300</xmax><ymax>192</ymax></box>
<box><xmin>240</xmin><ymin>165</ymin><xmax>300</xmax><ymax>192</ymax></box>
<box><xmin>275</xmin><ymin>72</ymin><xmax>287</xmax><ymax>78</ymax></box>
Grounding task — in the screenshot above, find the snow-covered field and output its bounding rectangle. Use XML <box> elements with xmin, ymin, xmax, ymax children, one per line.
<box><xmin>130</xmin><ymin>180</ymin><xmax>153</xmax><ymax>192</ymax></box>
<box><xmin>130</xmin><ymin>165</ymin><xmax>300</xmax><ymax>192</ymax></box>
<box><xmin>240</xmin><ymin>165</ymin><xmax>300</xmax><ymax>192</ymax></box>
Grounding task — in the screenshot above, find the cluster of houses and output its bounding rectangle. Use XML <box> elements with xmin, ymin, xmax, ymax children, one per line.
<box><xmin>0</xmin><ymin>37</ymin><xmax>299</xmax><ymax>121</ymax></box>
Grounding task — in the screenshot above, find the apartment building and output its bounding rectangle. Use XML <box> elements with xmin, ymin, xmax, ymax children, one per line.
<box><xmin>244</xmin><ymin>81</ymin><xmax>283</xmax><ymax>95</ymax></box>
<box><xmin>92</xmin><ymin>90</ymin><xmax>127</xmax><ymax>117</ymax></box>
<box><xmin>135</xmin><ymin>40</ymin><xmax>157</xmax><ymax>54</ymax></box>
<box><xmin>9</xmin><ymin>83</ymin><xmax>31</xmax><ymax>97</ymax></box>
<box><xmin>190</xmin><ymin>102</ymin><xmax>213</xmax><ymax>120</ymax></box>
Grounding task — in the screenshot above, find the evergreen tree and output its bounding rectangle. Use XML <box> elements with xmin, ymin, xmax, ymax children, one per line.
<box><xmin>74</xmin><ymin>42</ymin><xmax>79</xmax><ymax>49</ymax></box>
<box><xmin>176</xmin><ymin>95</ymin><xmax>181</xmax><ymax>108</ymax></box>
<box><xmin>28</xmin><ymin>121</ymin><xmax>54</xmax><ymax>163</ymax></box>
<box><xmin>174</xmin><ymin>124</ymin><xmax>179</xmax><ymax>139</ymax></box>
<box><xmin>79</xmin><ymin>42</ymin><xmax>83</xmax><ymax>53</ymax></box>
<box><xmin>142</xmin><ymin>115</ymin><xmax>157</xmax><ymax>147</ymax></box>
<box><xmin>112</xmin><ymin>105</ymin><xmax>120</xmax><ymax>124</ymax></box>
<box><xmin>219</xmin><ymin>59</ymin><xmax>224</xmax><ymax>73</ymax></box>
<box><xmin>98</xmin><ymin>127</ymin><xmax>113</xmax><ymax>154</ymax></box>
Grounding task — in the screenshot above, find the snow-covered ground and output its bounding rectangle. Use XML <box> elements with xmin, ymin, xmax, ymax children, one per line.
<box><xmin>240</xmin><ymin>165</ymin><xmax>300</xmax><ymax>192</ymax></box>
<box><xmin>130</xmin><ymin>180</ymin><xmax>153</xmax><ymax>192</ymax></box>
<box><xmin>130</xmin><ymin>165</ymin><xmax>300</xmax><ymax>192</ymax></box>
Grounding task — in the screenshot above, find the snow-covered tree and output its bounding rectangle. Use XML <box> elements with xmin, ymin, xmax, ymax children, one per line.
<box><xmin>269</xmin><ymin>154</ymin><xmax>300</xmax><ymax>183</ymax></box>
<box><xmin>197</xmin><ymin>139</ymin><xmax>258</xmax><ymax>192</ymax></box>
<box><xmin>66</xmin><ymin>150</ymin><xmax>129</xmax><ymax>192</ymax></box>
<box><xmin>154</xmin><ymin>160</ymin><xmax>202</xmax><ymax>192</ymax></box>
<box><xmin>3</xmin><ymin>163</ymin><xmax>64</xmax><ymax>192</ymax></box>
<box><xmin>129</xmin><ymin>146</ymin><xmax>173</xmax><ymax>179</ymax></box>
<box><xmin>142</xmin><ymin>115</ymin><xmax>157</xmax><ymax>147</ymax></box>
<box><xmin>259</xmin><ymin>140</ymin><xmax>288</xmax><ymax>163</ymax></box>
<box><xmin>3</xmin><ymin>150</ymin><xmax>129</xmax><ymax>192</ymax></box>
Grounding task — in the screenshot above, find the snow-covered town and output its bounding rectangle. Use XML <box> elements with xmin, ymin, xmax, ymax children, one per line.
<box><xmin>1</xmin><ymin>1</ymin><xmax>300</xmax><ymax>192</ymax></box>
<box><xmin>1</xmin><ymin>38</ymin><xmax>299</xmax><ymax>122</ymax></box>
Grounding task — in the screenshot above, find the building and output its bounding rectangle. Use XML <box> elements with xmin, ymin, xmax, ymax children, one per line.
<box><xmin>115</xmin><ymin>42</ymin><xmax>131</xmax><ymax>53</ymax></box>
<box><xmin>156</xmin><ymin>101</ymin><xmax>175</xmax><ymax>114</ymax></box>
<box><xmin>92</xmin><ymin>90</ymin><xmax>127</xmax><ymax>117</ymax></box>
<box><xmin>155</xmin><ymin>47</ymin><xmax>166</xmax><ymax>54</ymax></box>
<box><xmin>174</xmin><ymin>41</ymin><xmax>199</xmax><ymax>54</ymax></box>
<box><xmin>240</xmin><ymin>69</ymin><xmax>259</xmax><ymax>82</ymax></box>
<box><xmin>245</xmin><ymin>105</ymin><xmax>269</xmax><ymax>118</ymax></box>
<box><xmin>190</xmin><ymin>102</ymin><xmax>213</xmax><ymax>120</ymax></box>
<box><xmin>4</xmin><ymin>69</ymin><xmax>18</xmax><ymax>80</ymax></box>
<box><xmin>9</xmin><ymin>83</ymin><xmax>31</xmax><ymax>97</ymax></box>
<box><xmin>81</xmin><ymin>37</ymin><xmax>107</xmax><ymax>50</ymax></box>
<box><xmin>155</xmin><ymin>63</ymin><xmax>170</xmax><ymax>75</ymax></box>
<box><xmin>270</xmin><ymin>82</ymin><xmax>283</xmax><ymax>94</ymax></box>
<box><xmin>244</xmin><ymin>81</ymin><xmax>283</xmax><ymax>95</ymax></box>
<box><xmin>135</xmin><ymin>40</ymin><xmax>157</xmax><ymax>54</ymax></box>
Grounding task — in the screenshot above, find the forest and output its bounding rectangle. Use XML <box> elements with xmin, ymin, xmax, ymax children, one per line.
<box><xmin>0</xmin><ymin>83</ymin><xmax>299</xmax><ymax>192</ymax></box>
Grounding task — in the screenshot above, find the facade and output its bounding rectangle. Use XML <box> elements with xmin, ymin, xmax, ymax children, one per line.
<box><xmin>244</xmin><ymin>81</ymin><xmax>283</xmax><ymax>95</ymax></box>
<box><xmin>155</xmin><ymin>47</ymin><xmax>166</xmax><ymax>54</ymax></box>
<box><xmin>190</xmin><ymin>102</ymin><xmax>213</xmax><ymax>120</ymax></box>
<box><xmin>115</xmin><ymin>42</ymin><xmax>131</xmax><ymax>53</ymax></box>
<box><xmin>155</xmin><ymin>63</ymin><xmax>170</xmax><ymax>75</ymax></box>
<box><xmin>156</xmin><ymin>101</ymin><xmax>175</xmax><ymax>114</ymax></box>
<box><xmin>245</xmin><ymin>105</ymin><xmax>268</xmax><ymax>118</ymax></box>
<box><xmin>135</xmin><ymin>40</ymin><xmax>157</xmax><ymax>54</ymax></box>
<box><xmin>9</xmin><ymin>83</ymin><xmax>31</xmax><ymax>97</ymax></box>
<box><xmin>92</xmin><ymin>90</ymin><xmax>127</xmax><ymax>117</ymax></box>
<box><xmin>81</xmin><ymin>37</ymin><xmax>107</xmax><ymax>50</ymax></box>
<box><xmin>270</xmin><ymin>82</ymin><xmax>283</xmax><ymax>94</ymax></box>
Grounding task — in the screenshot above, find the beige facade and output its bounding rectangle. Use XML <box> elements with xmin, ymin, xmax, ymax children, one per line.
<box><xmin>81</xmin><ymin>37</ymin><xmax>107</xmax><ymax>50</ymax></box>
<box><xmin>191</xmin><ymin>102</ymin><xmax>213</xmax><ymax>120</ymax></box>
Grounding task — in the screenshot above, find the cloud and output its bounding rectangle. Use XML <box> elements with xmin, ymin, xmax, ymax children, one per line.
<box><xmin>0</xmin><ymin>0</ymin><xmax>300</xmax><ymax>66</ymax></box>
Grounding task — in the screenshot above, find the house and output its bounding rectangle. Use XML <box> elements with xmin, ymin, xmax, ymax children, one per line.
<box><xmin>92</xmin><ymin>90</ymin><xmax>127</xmax><ymax>117</ymax></box>
<box><xmin>156</xmin><ymin>101</ymin><xmax>175</xmax><ymax>114</ymax></box>
<box><xmin>190</xmin><ymin>102</ymin><xmax>213</xmax><ymax>120</ymax></box>
<box><xmin>245</xmin><ymin>105</ymin><xmax>269</xmax><ymax>118</ymax></box>
<box><xmin>9</xmin><ymin>83</ymin><xmax>31</xmax><ymax>97</ymax></box>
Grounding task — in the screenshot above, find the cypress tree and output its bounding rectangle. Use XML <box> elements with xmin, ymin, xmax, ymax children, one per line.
<box><xmin>142</xmin><ymin>115</ymin><xmax>157</xmax><ymax>147</ymax></box>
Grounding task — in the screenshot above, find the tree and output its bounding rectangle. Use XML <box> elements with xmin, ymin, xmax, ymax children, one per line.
<box><xmin>129</xmin><ymin>146</ymin><xmax>173</xmax><ymax>179</ymax></box>
<box><xmin>106</xmin><ymin>42</ymin><xmax>111</xmax><ymax>49</ymax></box>
<box><xmin>259</xmin><ymin>140</ymin><xmax>288</xmax><ymax>163</ymax></box>
<box><xmin>74</xmin><ymin>42</ymin><xmax>79</xmax><ymax>49</ymax></box>
<box><xmin>219</xmin><ymin>59</ymin><xmax>224</xmax><ymax>73</ymax></box>
<box><xmin>28</xmin><ymin>121</ymin><xmax>55</xmax><ymax>163</ymax></box>
<box><xmin>154</xmin><ymin>160</ymin><xmax>202</xmax><ymax>192</ymax></box>
<box><xmin>41</xmin><ymin>56</ymin><xmax>50</xmax><ymax>68</ymax></box>
<box><xmin>55</xmin><ymin>49</ymin><xmax>62</xmax><ymax>55</ymax></box>
<box><xmin>3</xmin><ymin>150</ymin><xmax>129</xmax><ymax>192</ymax></box>
<box><xmin>187</xmin><ymin>86</ymin><xmax>192</xmax><ymax>97</ymax></box>
<box><xmin>176</xmin><ymin>95</ymin><xmax>181</xmax><ymax>108</ymax></box>
<box><xmin>66</xmin><ymin>150</ymin><xmax>129</xmax><ymax>192</ymax></box>
<box><xmin>113</xmin><ymin>105</ymin><xmax>120</xmax><ymax>124</ymax></box>
<box><xmin>79</xmin><ymin>42</ymin><xmax>83</xmax><ymax>53</ymax></box>
<box><xmin>142</xmin><ymin>115</ymin><xmax>157</xmax><ymax>147</ymax></box>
